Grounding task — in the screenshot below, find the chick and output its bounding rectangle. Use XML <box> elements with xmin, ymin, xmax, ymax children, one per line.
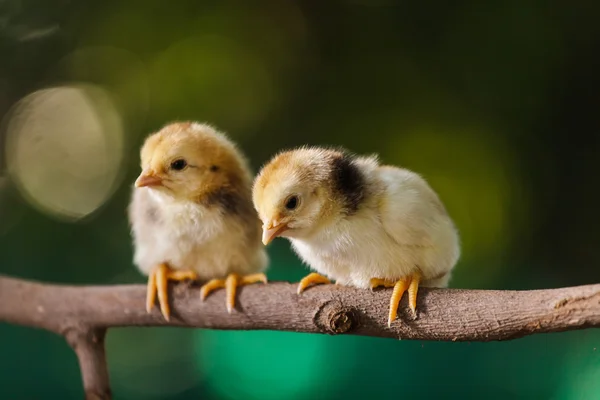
<box><xmin>128</xmin><ymin>122</ymin><xmax>268</xmax><ymax>320</ymax></box>
<box><xmin>252</xmin><ymin>147</ymin><xmax>460</xmax><ymax>326</ymax></box>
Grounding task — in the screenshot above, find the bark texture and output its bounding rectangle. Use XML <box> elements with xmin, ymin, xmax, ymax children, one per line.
<box><xmin>1</xmin><ymin>275</ymin><xmax>599</xmax><ymax>399</ymax></box>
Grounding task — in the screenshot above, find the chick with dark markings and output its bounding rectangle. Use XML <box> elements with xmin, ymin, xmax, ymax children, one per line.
<box><xmin>252</xmin><ymin>147</ymin><xmax>459</xmax><ymax>326</ymax></box>
<box><xmin>129</xmin><ymin>122</ymin><xmax>268</xmax><ymax>320</ymax></box>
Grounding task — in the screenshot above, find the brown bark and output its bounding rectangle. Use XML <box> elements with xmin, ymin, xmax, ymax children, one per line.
<box><xmin>0</xmin><ymin>274</ymin><xmax>599</xmax><ymax>399</ymax></box>
<box><xmin>66</xmin><ymin>328</ymin><xmax>110</xmax><ymax>400</ymax></box>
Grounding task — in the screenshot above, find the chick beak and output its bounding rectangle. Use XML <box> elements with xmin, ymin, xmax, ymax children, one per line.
<box><xmin>135</xmin><ymin>171</ymin><xmax>163</xmax><ymax>188</ymax></box>
<box><xmin>262</xmin><ymin>221</ymin><xmax>289</xmax><ymax>245</ymax></box>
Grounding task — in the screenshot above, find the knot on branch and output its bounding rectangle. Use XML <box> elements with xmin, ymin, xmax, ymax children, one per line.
<box><xmin>314</xmin><ymin>300</ymin><xmax>358</xmax><ymax>334</ymax></box>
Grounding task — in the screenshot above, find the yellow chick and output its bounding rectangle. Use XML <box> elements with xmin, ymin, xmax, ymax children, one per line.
<box><xmin>252</xmin><ymin>147</ymin><xmax>460</xmax><ymax>326</ymax></box>
<box><xmin>128</xmin><ymin>122</ymin><xmax>268</xmax><ymax>320</ymax></box>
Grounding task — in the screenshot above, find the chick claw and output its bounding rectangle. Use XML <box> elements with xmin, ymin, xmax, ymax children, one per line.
<box><xmin>147</xmin><ymin>264</ymin><xmax>198</xmax><ymax>321</ymax></box>
<box><xmin>370</xmin><ymin>273</ymin><xmax>421</xmax><ymax>327</ymax></box>
<box><xmin>200</xmin><ymin>273</ymin><xmax>267</xmax><ymax>313</ymax></box>
<box><xmin>297</xmin><ymin>272</ymin><xmax>331</xmax><ymax>294</ymax></box>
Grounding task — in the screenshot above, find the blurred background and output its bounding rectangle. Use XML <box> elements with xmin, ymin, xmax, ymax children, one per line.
<box><xmin>1</xmin><ymin>0</ymin><xmax>599</xmax><ymax>398</ymax></box>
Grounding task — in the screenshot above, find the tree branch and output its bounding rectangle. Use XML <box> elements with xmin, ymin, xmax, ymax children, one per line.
<box><xmin>66</xmin><ymin>328</ymin><xmax>110</xmax><ymax>400</ymax></box>
<box><xmin>0</xmin><ymin>274</ymin><xmax>599</xmax><ymax>398</ymax></box>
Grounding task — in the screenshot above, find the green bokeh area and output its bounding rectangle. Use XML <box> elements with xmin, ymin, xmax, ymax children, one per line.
<box><xmin>1</xmin><ymin>1</ymin><xmax>600</xmax><ymax>399</ymax></box>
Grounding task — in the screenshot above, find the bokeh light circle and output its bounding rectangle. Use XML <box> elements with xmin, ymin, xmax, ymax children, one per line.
<box><xmin>4</xmin><ymin>84</ymin><xmax>125</xmax><ymax>221</ymax></box>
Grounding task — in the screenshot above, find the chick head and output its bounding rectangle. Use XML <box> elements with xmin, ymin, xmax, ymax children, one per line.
<box><xmin>135</xmin><ymin>122</ymin><xmax>252</xmax><ymax>202</ymax></box>
<box><xmin>253</xmin><ymin>147</ymin><xmax>363</xmax><ymax>245</ymax></box>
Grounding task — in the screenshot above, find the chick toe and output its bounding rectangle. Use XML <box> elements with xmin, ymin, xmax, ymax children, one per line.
<box><xmin>225</xmin><ymin>274</ymin><xmax>239</xmax><ymax>314</ymax></box>
<box><xmin>169</xmin><ymin>270</ymin><xmax>199</xmax><ymax>281</ymax></box>
<box><xmin>408</xmin><ymin>272</ymin><xmax>421</xmax><ymax>315</ymax></box>
<box><xmin>228</xmin><ymin>273</ymin><xmax>268</xmax><ymax>312</ymax></box>
<box><xmin>369</xmin><ymin>278</ymin><xmax>395</xmax><ymax>290</ymax></box>
<box><xmin>388</xmin><ymin>277</ymin><xmax>410</xmax><ymax>327</ymax></box>
<box><xmin>147</xmin><ymin>263</ymin><xmax>198</xmax><ymax>321</ymax></box>
<box><xmin>297</xmin><ymin>272</ymin><xmax>331</xmax><ymax>294</ymax></box>
<box><xmin>202</xmin><ymin>272</ymin><xmax>268</xmax><ymax>313</ymax></box>
<box><xmin>240</xmin><ymin>272</ymin><xmax>268</xmax><ymax>285</ymax></box>
<box><xmin>200</xmin><ymin>278</ymin><xmax>226</xmax><ymax>301</ymax></box>
<box><xmin>383</xmin><ymin>272</ymin><xmax>422</xmax><ymax>327</ymax></box>
<box><xmin>155</xmin><ymin>264</ymin><xmax>170</xmax><ymax>320</ymax></box>
<box><xmin>146</xmin><ymin>270</ymin><xmax>157</xmax><ymax>314</ymax></box>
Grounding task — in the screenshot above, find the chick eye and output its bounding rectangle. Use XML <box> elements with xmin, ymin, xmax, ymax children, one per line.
<box><xmin>285</xmin><ymin>195</ymin><xmax>299</xmax><ymax>210</ymax></box>
<box><xmin>210</xmin><ymin>165</ymin><xmax>219</xmax><ymax>172</ymax></box>
<box><xmin>170</xmin><ymin>159</ymin><xmax>187</xmax><ymax>171</ymax></box>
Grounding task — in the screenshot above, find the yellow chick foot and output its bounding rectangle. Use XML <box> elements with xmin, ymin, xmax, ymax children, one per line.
<box><xmin>147</xmin><ymin>263</ymin><xmax>198</xmax><ymax>321</ymax></box>
<box><xmin>297</xmin><ymin>272</ymin><xmax>331</xmax><ymax>294</ymax></box>
<box><xmin>370</xmin><ymin>273</ymin><xmax>421</xmax><ymax>327</ymax></box>
<box><xmin>200</xmin><ymin>273</ymin><xmax>267</xmax><ymax>313</ymax></box>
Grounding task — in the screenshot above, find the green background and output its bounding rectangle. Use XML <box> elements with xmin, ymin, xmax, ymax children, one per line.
<box><xmin>1</xmin><ymin>1</ymin><xmax>599</xmax><ymax>399</ymax></box>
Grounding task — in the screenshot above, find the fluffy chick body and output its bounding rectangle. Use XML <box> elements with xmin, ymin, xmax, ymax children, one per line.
<box><xmin>253</xmin><ymin>147</ymin><xmax>459</xmax><ymax>323</ymax></box>
<box><xmin>130</xmin><ymin>185</ymin><xmax>267</xmax><ymax>281</ymax></box>
<box><xmin>129</xmin><ymin>122</ymin><xmax>268</xmax><ymax>319</ymax></box>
